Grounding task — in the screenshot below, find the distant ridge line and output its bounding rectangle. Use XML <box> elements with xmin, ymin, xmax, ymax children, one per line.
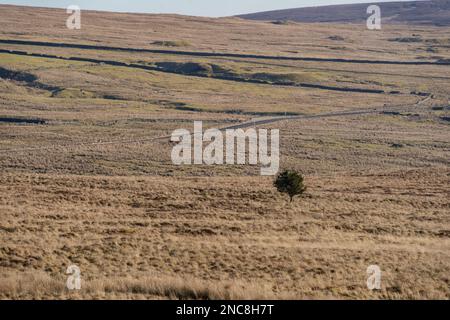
<box><xmin>237</xmin><ymin>0</ymin><xmax>450</xmax><ymax>26</ymax></box>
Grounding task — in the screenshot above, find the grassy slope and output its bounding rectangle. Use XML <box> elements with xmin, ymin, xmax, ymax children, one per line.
<box><xmin>0</xmin><ymin>5</ymin><xmax>449</xmax><ymax>299</ymax></box>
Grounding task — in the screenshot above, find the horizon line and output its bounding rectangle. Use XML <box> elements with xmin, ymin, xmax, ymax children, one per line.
<box><xmin>0</xmin><ymin>1</ymin><xmax>423</xmax><ymax>18</ymax></box>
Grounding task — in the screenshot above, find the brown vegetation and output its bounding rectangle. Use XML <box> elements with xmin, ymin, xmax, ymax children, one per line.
<box><xmin>0</xmin><ymin>5</ymin><xmax>449</xmax><ymax>300</ymax></box>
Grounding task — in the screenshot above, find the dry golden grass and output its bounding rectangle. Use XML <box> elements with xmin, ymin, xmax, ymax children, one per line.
<box><xmin>0</xmin><ymin>170</ymin><xmax>448</xmax><ymax>299</ymax></box>
<box><xmin>0</xmin><ymin>5</ymin><xmax>449</xmax><ymax>300</ymax></box>
<box><xmin>0</xmin><ymin>270</ymin><xmax>286</xmax><ymax>300</ymax></box>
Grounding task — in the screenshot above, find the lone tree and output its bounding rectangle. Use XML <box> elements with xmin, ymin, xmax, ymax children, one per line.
<box><xmin>274</xmin><ymin>170</ymin><xmax>307</xmax><ymax>202</ymax></box>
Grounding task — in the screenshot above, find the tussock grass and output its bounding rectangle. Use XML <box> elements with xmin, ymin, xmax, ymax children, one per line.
<box><xmin>0</xmin><ymin>5</ymin><xmax>449</xmax><ymax>301</ymax></box>
<box><xmin>0</xmin><ymin>272</ymin><xmax>284</xmax><ymax>300</ymax></box>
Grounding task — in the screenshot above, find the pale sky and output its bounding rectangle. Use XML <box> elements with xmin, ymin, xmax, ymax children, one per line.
<box><xmin>0</xmin><ymin>0</ymin><xmax>417</xmax><ymax>17</ymax></box>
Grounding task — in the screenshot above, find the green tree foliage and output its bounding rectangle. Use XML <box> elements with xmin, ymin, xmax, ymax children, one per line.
<box><xmin>274</xmin><ymin>170</ymin><xmax>307</xmax><ymax>202</ymax></box>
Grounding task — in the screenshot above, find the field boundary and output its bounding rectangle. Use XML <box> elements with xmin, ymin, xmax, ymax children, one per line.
<box><xmin>1</xmin><ymin>39</ymin><xmax>450</xmax><ymax>66</ymax></box>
